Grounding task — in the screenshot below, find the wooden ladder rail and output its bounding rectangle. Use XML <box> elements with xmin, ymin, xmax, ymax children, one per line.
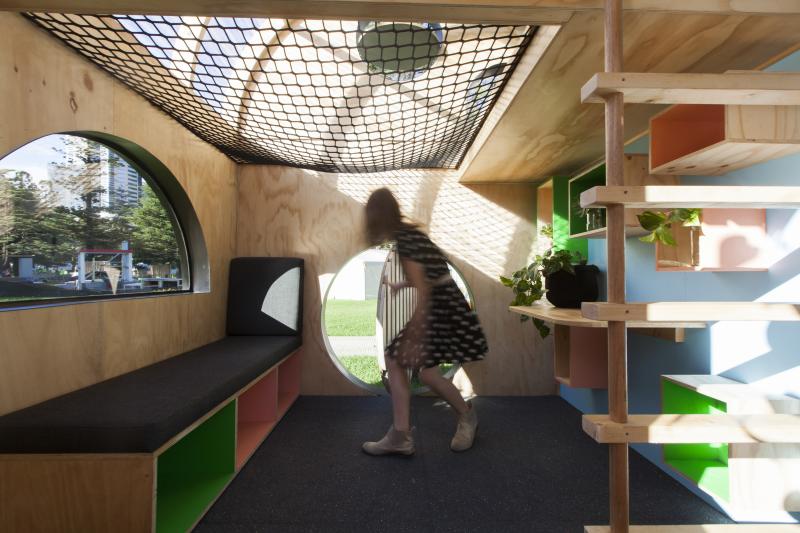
<box><xmin>603</xmin><ymin>0</ymin><xmax>629</xmax><ymax>532</ymax></box>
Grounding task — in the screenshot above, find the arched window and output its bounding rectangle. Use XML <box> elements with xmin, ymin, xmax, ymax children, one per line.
<box><xmin>0</xmin><ymin>133</ymin><xmax>194</xmax><ymax>307</ymax></box>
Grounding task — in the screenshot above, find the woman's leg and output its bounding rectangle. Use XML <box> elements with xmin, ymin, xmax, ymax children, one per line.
<box><xmin>418</xmin><ymin>366</ymin><xmax>468</xmax><ymax>415</ymax></box>
<box><xmin>385</xmin><ymin>355</ymin><xmax>412</xmax><ymax>431</ymax></box>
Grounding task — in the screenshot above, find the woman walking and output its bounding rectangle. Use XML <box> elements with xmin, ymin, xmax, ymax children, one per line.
<box><xmin>361</xmin><ymin>188</ymin><xmax>488</xmax><ymax>455</ymax></box>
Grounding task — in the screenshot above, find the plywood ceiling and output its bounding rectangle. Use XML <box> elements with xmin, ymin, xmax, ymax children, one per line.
<box><xmin>4</xmin><ymin>1</ymin><xmax>799</xmax><ymax>182</ymax></box>
<box><xmin>460</xmin><ymin>10</ymin><xmax>800</xmax><ymax>182</ymax></box>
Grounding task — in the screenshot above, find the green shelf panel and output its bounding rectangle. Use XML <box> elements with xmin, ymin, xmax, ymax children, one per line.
<box><xmin>552</xmin><ymin>176</ymin><xmax>587</xmax><ymax>257</ymax></box>
<box><xmin>568</xmin><ymin>165</ymin><xmax>606</xmax><ymax>237</ymax></box>
<box><xmin>662</xmin><ymin>378</ymin><xmax>730</xmax><ymax>502</ymax></box>
<box><xmin>156</xmin><ymin>401</ymin><xmax>236</xmax><ymax>533</ymax></box>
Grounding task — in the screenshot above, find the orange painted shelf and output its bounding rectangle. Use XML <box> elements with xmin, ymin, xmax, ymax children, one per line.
<box><xmin>655</xmin><ymin>208</ymin><xmax>770</xmax><ymax>272</ymax></box>
<box><xmin>554</xmin><ymin>325</ymin><xmax>608</xmax><ymax>389</ymax></box>
<box><xmin>236</xmin><ymin>368</ymin><xmax>279</xmax><ymax>469</ymax></box>
<box><xmin>277</xmin><ymin>351</ymin><xmax>302</xmax><ymax>417</ymax></box>
<box><xmin>649</xmin><ymin>104</ymin><xmax>800</xmax><ymax>176</ymax></box>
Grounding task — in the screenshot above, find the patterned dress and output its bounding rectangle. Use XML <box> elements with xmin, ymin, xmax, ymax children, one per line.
<box><xmin>386</xmin><ymin>226</ymin><xmax>488</xmax><ymax>369</ymax></box>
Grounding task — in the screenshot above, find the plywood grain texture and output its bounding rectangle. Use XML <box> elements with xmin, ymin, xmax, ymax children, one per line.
<box><xmin>460</xmin><ymin>10</ymin><xmax>800</xmax><ymax>182</ymax></box>
<box><xmin>0</xmin><ymin>13</ymin><xmax>238</xmax><ymax>415</ymax></box>
<box><xmin>236</xmin><ymin>165</ymin><xmax>555</xmax><ymax>396</ymax></box>
<box><xmin>0</xmin><ymin>454</ymin><xmax>154</xmax><ymax>533</ymax></box>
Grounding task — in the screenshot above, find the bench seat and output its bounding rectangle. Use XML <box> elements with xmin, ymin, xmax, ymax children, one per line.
<box><xmin>0</xmin><ymin>335</ymin><xmax>300</xmax><ymax>454</ymax></box>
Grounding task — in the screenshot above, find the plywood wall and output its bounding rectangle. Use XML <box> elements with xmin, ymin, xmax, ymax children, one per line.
<box><xmin>0</xmin><ymin>13</ymin><xmax>238</xmax><ymax>415</ymax></box>
<box><xmin>236</xmin><ymin>165</ymin><xmax>556</xmax><ymax>396</ymax></box>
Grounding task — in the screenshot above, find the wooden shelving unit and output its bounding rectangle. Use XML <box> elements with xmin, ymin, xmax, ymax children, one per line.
<box><xmin>581</xmin><ymin>302</ymin><xmax>800</xmax><ymax>322</ymax></box>
<box><xmin>662</xmin><ymin>375</ymin><xmax>800</xmax><ymax>511</ymax></box>
<box><xmin>536</xmin><ymin>176</ymin><xmax>588</xmax><ymax>256</ymax></box>
<box><xmin>578</xmin><ymin>2</ymin><xmax>800</xmax><ymax>530</ymax></box>
<box><xmin>581</xmin><ymin>72</ymin><xmax>800</xmax><ymax>105</ymax></box>
<box><xmin>583</xmin><ymin>413</ymin><xmax>800</xmax><ymax>444</ymax></box>
<box><xmin>510</xmin><ymin>305</ymin><xmax>705</xmax><ymax>389</ymax></box>
<box><xmin>581</xmin><ymin>186</ymin><xmax>800</xmax><ymax>209</ymax></box>
<box><xmin>649</xmin><ymin>104</ymin><xmax>800</xmax><ymax>175</ymax></box>
<box><xmin>567</xmin><ymin>154</ymin><xmax>677</xmax><ymax>240</ymax></box>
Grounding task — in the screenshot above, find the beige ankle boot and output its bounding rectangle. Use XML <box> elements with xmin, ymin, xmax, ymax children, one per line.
<box><xmin>451</xmin><ymin>401</ymin><xmax>478</xmax><ymax>452</ymax></box>
<box><xmin>362</xmin><ymin>425</ymin><xmax>415</xmax><ymax>456</ymax></box>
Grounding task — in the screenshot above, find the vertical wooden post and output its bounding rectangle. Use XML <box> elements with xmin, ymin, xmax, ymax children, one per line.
<box><xmin>604</xmin><ymin>0</ymin><xmax>629</xmax><ymax>532</ymax></box>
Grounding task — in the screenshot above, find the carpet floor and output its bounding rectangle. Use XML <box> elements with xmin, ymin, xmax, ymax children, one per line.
<box><xmin>197</xmin><ymin>395</ymin><xmax>732</xmax><ymax>532</ymax></box>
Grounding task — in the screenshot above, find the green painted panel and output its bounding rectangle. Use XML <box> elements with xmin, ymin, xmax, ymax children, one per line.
<box><xmin>569</xmin><ymin>165</ymin><xmax>606</xmax><ymax>237</ymax></box>
<box><xmin>156</xmin><ymin>401</ymin><xmax>236</xmax><ymax>533</ymax></box>
<box><xmin>662</xmin><ymin>378</ymin><xmax>730</xmax><ymax>501</ymax></box>
<box><xmin>551</xmin><ymin>176</ymin><xmax>587</xmax><ymax>257</ymax></box>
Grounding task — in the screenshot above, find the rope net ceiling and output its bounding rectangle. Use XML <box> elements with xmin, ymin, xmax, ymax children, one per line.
<box><xmin>26</xmin><ymin>14</ymin><xmax>535</xmax><ymax>172</ymax></box>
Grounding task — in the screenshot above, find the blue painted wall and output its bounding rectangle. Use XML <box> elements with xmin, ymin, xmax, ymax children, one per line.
<box><xmin>559</xmin><ymin>52</ymin><xmax>800</xmax><ymax>521</ymax></box>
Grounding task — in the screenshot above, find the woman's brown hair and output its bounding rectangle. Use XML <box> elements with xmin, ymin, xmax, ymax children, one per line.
<box><xmin>364</xmin><ymin>188</ymin><xmax>415</xmax><ymax>245</ymax></box>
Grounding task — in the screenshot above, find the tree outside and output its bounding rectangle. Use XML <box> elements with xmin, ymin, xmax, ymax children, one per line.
<box><xmin>0</xmin><ymin>134</ymin><xmax>185</xmax><ymax>301</ymax></box>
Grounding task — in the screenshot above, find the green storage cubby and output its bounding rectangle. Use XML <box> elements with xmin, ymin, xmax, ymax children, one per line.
<box><xmin>568</xmin><ymin>165</ymin><xmax>606</xmax><ymax>238</ymax></box>
<box><xmin>550</xmin><ymin>176</ymin><xmax>588</xmax><ymax>257</ymax></box>
<box><xmin>156</xmin><ymin>401</ymin><xmax>236</xmax><ymax>533</ymax></box>
<box><xmin>661</xmin><ymin>378</ymin><xmax>730</xmax><ymax>502</ymax></box>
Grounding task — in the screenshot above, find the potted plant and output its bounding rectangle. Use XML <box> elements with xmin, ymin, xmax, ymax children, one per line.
<box><xmin>500</xmin><ymin>247</ymin><xmax>600</xmax><ymax>338</ymax></box>
<box><xmin>638</xmin><ymin>208</ymin><xmax>703</xmax><ymax>267</ymax></box>
<box><xmin>540</xmin><ymin>248</ymin><xmax>600</xmax><ymax>309</ymax></box>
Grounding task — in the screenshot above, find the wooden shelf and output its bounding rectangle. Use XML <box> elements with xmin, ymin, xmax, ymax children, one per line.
<box><xmin>586</xmin><ymin>526</ymin><xmax>800</xmax><ymax>532</ymax></box>
<box><xmin>581</xmin><ymin>72</ymin><xmax>800</xmax><ymax>105</ymax></box>
<box><xmin>581</xmin><ymin>186</ymin><xmax>800</xmax><ymax>209</ymax></box>
<box><xmin>510</xmin><ymin>304</ymin><xmax>706</xmax><ymax>331</ymax></box>
<box><xmin>581</xmin><ymin>302</ymin><xmax>800</xmax><ymax>323</ymax></box>
<box><xmin>570</xmin><ymin>226</ymin><xmax>649</xmax><ymax>239</ymax></box>
<box><xmin>649</xmin><ymin>104</ymin><xmax>800</xmax><ymax>175</ymax></box>
<box><xmin>663</xmin><ymin>375</ymin><xmax>800</xmax><ymax>414</ymax></box>
<box><xmin>582</xmin><ymin>413</ymin><xmax>800</xmax><ymax>444</ymax></box>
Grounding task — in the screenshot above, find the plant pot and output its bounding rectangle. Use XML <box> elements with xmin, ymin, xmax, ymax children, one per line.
<box><xmin>545</xmin><ymin>264</ymin><xmax>600</xmax><ymax>309</ymax></box>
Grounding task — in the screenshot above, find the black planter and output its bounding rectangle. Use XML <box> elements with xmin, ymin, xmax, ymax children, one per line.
<box><xmin>545</xmin><ymin>264</ymin><xmax>600</xmax><ymax>309</ymax></box>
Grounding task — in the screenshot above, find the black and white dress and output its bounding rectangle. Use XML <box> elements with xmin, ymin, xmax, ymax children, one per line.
<box><xmin>386</xmin><ymin>226</ymin><xmax>488</xmax><ymax>369</ymax></box>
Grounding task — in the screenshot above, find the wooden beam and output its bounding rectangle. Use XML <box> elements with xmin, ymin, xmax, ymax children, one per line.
<box><xmin>586</xmin><ymin>526</ymin><xmax>800</xmax><ymax>532</ymax></box>
<box><xmin>580</xmin><ymin>186</ymin><xmax>800</xmax><ymax>209</ymax></box>
<box><xmin>3</xmin><ymin>0</ymin><xmax>800</xmax><ymax>20</ymax></box>
<box><xmin>582</xmin><ymin>72</ymin><xmax>800</xmax><ymax>105</ymax></box>
<box><xmin>582</xmin><ymin>302</ymin><xmax>800</xmax><ymax>323</ymax></box>
<box><xmin>583</xmin><ymin>413</ymin><xmax>800</xmax><ymax>444</ymax></box>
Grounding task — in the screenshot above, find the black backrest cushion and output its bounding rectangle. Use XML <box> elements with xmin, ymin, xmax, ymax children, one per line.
<box><xmin>227</xmin><ymin>257</ymin><xmax>304</xmax><ymax>336</ymax></box>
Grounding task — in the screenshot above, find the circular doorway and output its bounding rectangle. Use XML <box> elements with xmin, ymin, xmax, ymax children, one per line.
<box><xmin>322</xmin><ymin>245</ymin><xmax>474</xmax><ymax>394</ymax></box>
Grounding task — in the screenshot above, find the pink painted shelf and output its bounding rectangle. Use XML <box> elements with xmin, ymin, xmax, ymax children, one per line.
<box><xmin>655</xmin><ymin>208</ymin><xmax>770</xmax><ymax>272</ymax></box>
<box><xmin>555</xmin><ymin>325</ymin><xmax>608</xmax><ymax>389</ymax></box>
<box><xmin>236</xmin><ymin>368</ymin><xmax>278</xmax><ymax>469</ymax></box>
<box><xmin>277</xmin><ymin>351</ymin><xmax>302</xmax><ymax>417</ymax></box>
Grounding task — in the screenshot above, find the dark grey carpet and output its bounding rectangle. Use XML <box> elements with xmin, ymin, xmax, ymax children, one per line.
<box><xmin>197</xmin><ymin>396</ymin><xmax>733</xmax><ymax>532</ymax></box>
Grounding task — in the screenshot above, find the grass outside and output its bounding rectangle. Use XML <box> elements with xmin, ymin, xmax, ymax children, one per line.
<box><xmin>338</xmin><ymin>355</ymin><xmax>455</xmax><ymax>389</ymax></box>
<box><xmin>324</xmin><ymin>299</ymin><xmax>376</xmax><ymax>336</ymax></box>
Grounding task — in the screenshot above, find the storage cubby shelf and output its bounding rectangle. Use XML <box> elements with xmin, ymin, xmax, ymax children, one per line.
<box><xmin>649</xmin><ymin>104</ymin><xmax>800</xmax><ymax>175</ymax></box>
<box><xmin>582</xmin><ymin>413</ymin><xmax>800</xmax><ymax>444</ymax></box>
<box><xmin>581</xmin><ymin>72</ymin><xmax>800</xmax><ymax>105</ymax></box>
<box><xmin>663</xmin><ymin>375</ymin><xmax>800</xmax><ymax>414</ymax></box>
<box><xmin>662</xmin><ymin>375</ymin><xmax>800</xmax><ymax>511</ymax></box>
<box><xmin>568</xmin><ymin>154</ymin><xmax>678</xmax><ymax>239</ymax></box>
<box><xmin>581</xmin><ymin>302</ymin><xmax>800</xmax><ymax>323</ymax></box>
<box><xmin>580</xmin><ymin>186</ymin><xmax>800</xmax><ymax>209</ymax></box>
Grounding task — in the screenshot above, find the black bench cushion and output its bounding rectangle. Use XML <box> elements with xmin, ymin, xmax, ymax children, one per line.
<box><xmin>0</xmin><ymin>335</ymin><xmax>300</xmax><ymax>453</ymax></box>
<box><xmin>227</xmin><ymin>257</ymin><xmax>304</xmax><ymax>336</ymax></box>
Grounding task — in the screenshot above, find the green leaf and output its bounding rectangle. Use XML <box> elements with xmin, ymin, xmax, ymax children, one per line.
<box><xmin>655</xmin><ymin>226</ymin><xmax>676</xmax><ymax>246</ymax></box>
<box><xmin>533</xmin><ymin>318</ymin><xmax>550</xmax><ymax>339</ymax></box>
<box><xmin>639</xmin><ymin>232</ymin><xmax>657</xmax><ymax>243</ymax></box>
<box><xmin>637</xmin><ymin>210</ymin><xmax>668</xmax><ymax>232</ymax></box>
<box><xmin>499</xmin><ymin>276</ymin><xmax>513</xmax><ymax>287</ymax></box>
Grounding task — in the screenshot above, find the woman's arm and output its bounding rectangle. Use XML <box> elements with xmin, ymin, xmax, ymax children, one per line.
<box><xmin>401</xmin><ymin>257</ymin><xmax>431</xmax><ymax>329</ymax></box>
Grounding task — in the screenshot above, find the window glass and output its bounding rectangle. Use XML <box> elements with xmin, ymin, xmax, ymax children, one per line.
<box><xmin>0</xmin><ymin>134</ymin><xmax>188</xmax><ymax>305</ymax></box>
